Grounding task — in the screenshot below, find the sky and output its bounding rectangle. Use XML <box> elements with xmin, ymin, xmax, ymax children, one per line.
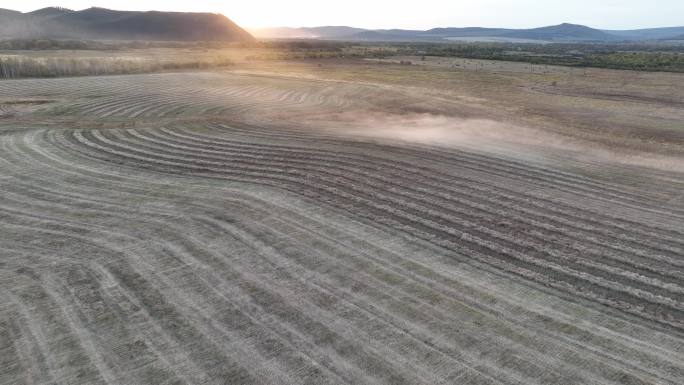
<box><xmin>8</xmin><ymin>1</ymin><xmax>684</xmax><ymax>30</ymax></box>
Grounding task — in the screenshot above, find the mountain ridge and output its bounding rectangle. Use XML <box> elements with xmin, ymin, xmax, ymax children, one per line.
<box><xmin>604</xmin><ymin>26</ymin><xmax>684</xmax><ymax>40</ymax></box>
<box><xmin>252</xmin><ymin>23</ymin><xmax>684</xmax><ymax>42</ymax></box>
<box><xmin>0</xmin><ymin>7</ymin><xmax>254</xmax><ymax>42</ymax></box>
<box><xmin>3</xmin><ymin>7</ymin><xmax>683</xmax><ymax>43</ymax></box>
<box><xmin>500</xmin><ymin>23</ymin><xmax>616</xmax><ymax>41</ymax></box>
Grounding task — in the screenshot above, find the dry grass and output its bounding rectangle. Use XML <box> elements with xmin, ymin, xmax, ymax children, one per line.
<box><xmin>0</xmin><ymin>54</ymin><xmax>235</xmax><ymax>78</ymax></box>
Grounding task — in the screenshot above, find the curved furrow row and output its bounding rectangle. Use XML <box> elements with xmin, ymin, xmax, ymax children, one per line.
<box><xmin>0</xmin><ymin>148</ymin><xmax>521</xmax><ymax>385</ymax></box>
<box><xmin>2</xmin><ymin>72</ymin><xmax>682</xmax><ymax>385</ymax></box>
<box><xmin>1</xmin><ymin>73</ymin><xmax>376</xmax><ymax>122</ymax></box>
<box><xmin>55</xmin><ymin>80</ymin><xmax>358</xmax><ymax>119</ymax></box>
<box><xmin>0</xmin><ymin>197</ymin><xmax>450</xmax><ymax>385</ymax></box>
<box><xmin>53</xmin><ymin>127</ymin><xmax>684</xmax><ymax>331</ymax></box>
<box><xmin>12</xmin><ymin>126</ymin><xmax>684</xmax><ymax>348</ymax></box>
<box><xmin>102</xmin><ymin>128</ymin><xmax>684</xmax><ymax>309</ymax></box>
<box><xmin>211</xmin><ymin>123</ymin><xmax>684</xmax><ymax>220</ymax></box>
<box><xmin>4</xmin><ymin>135</ymin><xmax>680</xmax><ymax>384</ymax></box>
<box><xmin>49</xmin><ymin>126</ymin><xmax>684</xmax><ymax>340</ymax></box>
<box><xmin>145</xmin><ymin>126</ymin><xmax>684</xmax><ymax>272</ymax></box>
<box><xmin>161</xmin><ymin>126</ymin><xmax>684</xmax><ymax>265</ymax></box>
<box><xmin>4</xmin><ymin>164</ymin><xmax>668</xmax><ymax>384</ymax></box>
<box><xmin>131</xmin><ymin>128</ymin><xmax>684</xmax><ymax>298</ymax></box>
<box><xmin>0</xmin><ymin>220</ymin><xmax>288</xmax><ymax>385</ymax></box>
<box><xmin>2</xmin><ymin>133</ymin><xmax>505</xmax><ymax>384</ymax></box>
<box><xmin>6</xmin><ymin>165</ymin><xmax>684</xmax><ymax>384</ymax></box>
<box><xmin>205</xmin><ymin>120</ymin><xmax>683</xmax><ymax>202</ymax></box>
<box><xmin>0</xmin><ymin>183</ymin><xmax>390</xmax><ymax>384</ymax></box>
<box><xmin>0</xmin><ymin>201</ymin><xmax>505</xmax><ymax>384</ymax></box>
<box><xmin>199</xmin><ymin>124</ymin><xmax>684</xmax><ymax>245</ymax></box>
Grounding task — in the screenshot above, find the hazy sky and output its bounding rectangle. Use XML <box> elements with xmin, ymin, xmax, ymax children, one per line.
<box><xmin>10</xmin><ymin>1</ymin><xmax>684</xmax><ymax>30</ymax></box>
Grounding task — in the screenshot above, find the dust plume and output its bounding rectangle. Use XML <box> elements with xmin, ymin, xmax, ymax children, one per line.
<box><xmin>316</xmin><ymin>111</ymin><xmax>684</xmax><ymax>173</ymax></box>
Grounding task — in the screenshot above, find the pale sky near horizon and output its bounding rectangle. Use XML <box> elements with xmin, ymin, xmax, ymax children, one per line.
<box><xmin>8</xmin><ymin>1</ymin><xmax>684</xmax><ymax>30</ymax></box>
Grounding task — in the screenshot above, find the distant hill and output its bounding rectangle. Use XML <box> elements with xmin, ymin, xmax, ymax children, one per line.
<box><xmin>6</xmin><ymin>8</ymin><xmax>680</xmax><ymax>44</ymax></box>
<box><xmin>338</xmin><ymin>24</ymin><xmax>616</xmax><ymax>42</ymax></box>
<box><xmin>0</xmin><ymin>7</ymin><xmax>254</xmax><ymax>42</ymax></box>
<box><xmin>0</xmin><ymin>8</ymin><xmax>44</xmax><ymax>37</ymax></box>
<box><xmin>0</xmin><ymin>8</ymin><xmax>22</xmax><ymax>17</ymax></box>
<box><xmin>26</xmin><ymin>6</ymin><xmax>72</xmax><ymax>18</ymax></box>
<box><xmin>500</xmin><ymin>23</ymin><xmax>616</xmax><ymax>41</ymax></box>
<box><xmin>252</xmin><ymin>23</ymin><xmax>684</xmax><ymax>43</ymax></box>
<box><xmin>603</xmin><ymin>26</ymin><xmax>684</xmax><ymax>40</ymax></box>
<box><xmin>0</xmin><ymin>8</ymin><xmax>21</xmax><ymax>26</ymax></box>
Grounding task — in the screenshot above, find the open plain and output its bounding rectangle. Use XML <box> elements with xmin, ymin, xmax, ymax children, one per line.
<box><xmin>1</xmin><ymin>55</ymin><xmax>683</xmax><ymax>384</ymax></box>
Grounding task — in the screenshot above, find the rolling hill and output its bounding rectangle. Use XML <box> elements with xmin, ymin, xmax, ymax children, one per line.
<box><xmin>252</xmin><ymin>23</ymin><xmax>684</xmax><ymax>43</ymax></box>
<box><xmin>603</xmin><ymin>26</ymin><xmax>684</xmax><ymax>40</ymax></box>
<box><xmin>0</xmin><ymin>7</ymin><xmax>254</xmax><ymax>42</ymax></box>
<box><xmin>499</xmin><ymin>23</ymin><xmax>616</xmax><ymax>41</ymax></box>
<box><xmin>26</xmin><ymin>6</ymin><xmax>72</xmax><ymax>18</ymax></box>
<box><xmin>343</xmin><ymin>24</ymin><xmax>615</xmax><ymax>42</ymax></box>
<box><xmin>4</xmin><ymin>7</ymin><xmax>684</xmax><ymax>44</ymax></box>
<box><xmin>0</xmin><ymin>8</ymin><xmax>23</xmax><ymax>19</ymax></box>
<box><xmin>0</xmin><ymin>8</ymin><xmax>44</xmax><ymax>37</ymax></box>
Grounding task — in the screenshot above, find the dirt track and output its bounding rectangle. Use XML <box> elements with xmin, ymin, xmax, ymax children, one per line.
<box><xmin>1</xmin><ymin>71</ymin><xmax>683</xmax><ymax>384</ymax></box>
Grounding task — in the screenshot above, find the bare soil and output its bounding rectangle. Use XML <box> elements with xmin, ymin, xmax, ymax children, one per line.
<box><xmin>0</xmin><ymin>55</ymin><xmax>682</xmax><ymax>384</ymax></box>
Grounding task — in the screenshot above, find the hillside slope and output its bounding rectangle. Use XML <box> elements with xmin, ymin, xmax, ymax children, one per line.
<box><xmin>604</xmin><ymin>26</ymin><xmax>684</xmax><ymax>40</ymax></box>
<box><xmin>501</xmin><ymin>23</ymin><xmax>616</xmax><ymax>41</ymax></box>
<box><xmin>0</xmin><ymin>7</ymin><xmax>254</xmax><ymax>42</ymax></box>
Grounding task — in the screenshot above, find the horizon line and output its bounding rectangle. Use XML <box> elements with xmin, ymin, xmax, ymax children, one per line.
<box><xmin>245</xmin><ymin>22</ymin><xmax>684</xmax><ymax>32</ymax></box>
<box><xmin>6</xmin><ymin>6</ymin><xmax>684</xmax><ymax>32</ymax></box>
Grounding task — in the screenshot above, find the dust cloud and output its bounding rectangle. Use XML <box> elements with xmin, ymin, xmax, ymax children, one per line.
<box><xmin>318</xmin><ymin>111</ymin><xmax>684</xmax><ymax>173</ymax></box>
